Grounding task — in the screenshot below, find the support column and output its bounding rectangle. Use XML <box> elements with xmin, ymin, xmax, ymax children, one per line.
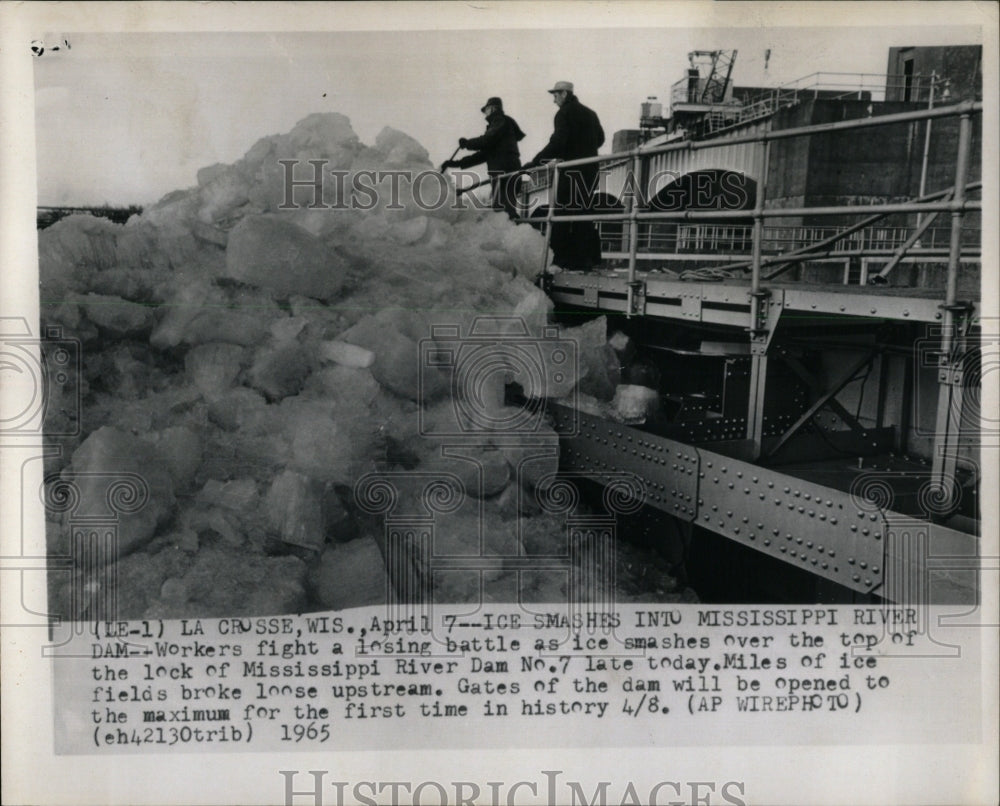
<box><xmin>746</xmin><ymin>141</ymin><xmax>771</xmax><ymax>459</ymax></box>
<box><xmin>929</xmin><ymin>112</ymin><xmax>972</xmax><ymax>512</ymax></box>
<box><xmin>625</xmin><ymin>152</ymin><xmax>643</xmax><ymax>317</ymax></box>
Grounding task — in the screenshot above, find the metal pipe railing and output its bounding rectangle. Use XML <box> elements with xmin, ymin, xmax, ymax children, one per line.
<box><xmin>526</xmin><ymin>199</ymin><xmax>979</xmax><ymax>224</ymax></box>
<box><xmin>944</xmin><ymin>113</ymin><xmax>973</xmax><ymax>327</ymax></box>
<box><xmin>460</xmin><ymin>99</ymin><xmax>981</xmax><ymax>199</ymax></box>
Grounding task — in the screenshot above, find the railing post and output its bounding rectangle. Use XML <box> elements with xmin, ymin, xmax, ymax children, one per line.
<box><xmin>625</xmin><ymin>152</ymin><xmax>642</xmax><ymax>318</ymax></box>
<box><xmin>540</xmin><ymin>165</ymin><xmax>559</xmax><ymax>280</ymax></box>
<box><xmin>929</xmin><ymin>111</ymin><xmax>972</xmax><ymax>514</ymax></box>
<box><xmin>916</xmin><ymin>71</ymin><xmax>937</xmax><ymax>239</ymax></box>
<box><xmin>746</xmin><ymin>140</ymin><xmax>772</xmax><ymax>458</ymax></box>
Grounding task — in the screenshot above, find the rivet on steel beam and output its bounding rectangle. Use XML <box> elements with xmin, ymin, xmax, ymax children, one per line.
<box><xmin>822</xmin><ymin>562</ymin><xmax>829</xmax><ymax>569</ymax></box>
<box><xmin>804</xmin><ymin>493</ymin><xmax>811</xmax><ymax>501</ymax></box>
<box><xmin>829</xmin><ymin>550</ymin><xmax>836</xmax><ymax>557</ymax></box>
<box><xmin>768</xmin><ymin>482</ymin><xmax>774</xmax><ymax>488</ymax></box>
<box><xmin>830</xmin><ymin>518</ymin><xmax>837</xmax><ymax>525</ymax></box>
<box><xmin>773</xmin><ymin>528</ymin><xmax>780</xmax><ymax>536</ymax></box>
<box><xmin>873</xmin><ymin>566</ymin><xmax>880</xmax><ymax>574</ymax></box>
<box><xmin>862</xmin><ymin>528</ymin><xmax>870</xmax><ymax>536</ymax></box>
<box><xmin>764</xmin><ymin>538</ymin><xmax>771</xmax><ymax>546</ymax></box>
<box><xmin>712</xmin><ymin>505</ymin><xmax>718</xmax><ymax>512</ymax></box>
<box><xmin>728</xmin><ymin>482</ymin><xmax>734</xmax><ymax>489</ymax></box>
<box><xmin>726</xmin><ymin>511</ymin><xmax>733</xmax><ymax>517</ymax></box>
<box><xmin>853</xmin><ymin>574</ymin><xmax>861</xmax><ymax>582</ymax></box>
<box><xmin>874</xmin><ymin>533</ymin><xmax>881</xmax><ymax>540</ymax></box>
<box><xmin>759</xmin><ymin>493</ymin><xmax>765</xmax><ymax>500</ymax></box>
<box><xmin>819</xmin><ymin>513</ymin><xmax>826</xmax><ymax>521</ymax></box>
<box><xmin>848</xmin><ymin>557</ymin><xmax>855</xmax><ymax>565</ymax></box>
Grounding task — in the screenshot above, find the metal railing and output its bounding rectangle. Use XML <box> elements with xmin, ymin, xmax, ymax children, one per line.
<box><xmin>518</xmin><ymin>100</ymin><xmax>982</xmax><ymax>481</ymax></box>
<box><xmin>590</xmin><ymin>221</ymin><xmax>981</xmax><ymax>257</ymax></box>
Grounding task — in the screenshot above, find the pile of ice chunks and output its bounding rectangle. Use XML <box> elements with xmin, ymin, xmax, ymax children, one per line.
<box><xmin>40</xmin><ymin>112</ymin><xmax>692</xmax><ymax>619</ymax></box>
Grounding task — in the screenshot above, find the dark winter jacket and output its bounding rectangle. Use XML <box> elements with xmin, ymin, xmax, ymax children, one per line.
<box><xmin>456</xmin><ymin>112</ymin><xmax>526</xmax><ymax>174</ymax></box>
<box><xmin>532</xmin><ymin>94</ymin><xmax>605</xmax><ymax>164</ymax></box>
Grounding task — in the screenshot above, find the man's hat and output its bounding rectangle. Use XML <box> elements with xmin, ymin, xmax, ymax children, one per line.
<box><xmin>547</xmin><ymin>81</ymin><xmax>574</xmax><ymax>94</ymax></box>
<box><xmin>481</xmin><ymin>96</ymin><xmax>503</xmax><ymax>112</ymax></box>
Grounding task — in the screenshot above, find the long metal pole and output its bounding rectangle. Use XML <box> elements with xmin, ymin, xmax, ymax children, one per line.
<box><xmin>943</xmin><ymin>114</ymin><xmax>971</xmax><ymax>321</ymax></box>
<box><xmin>930</xmin><ymin>111</ymin><xmax>972</xmax><ymax>508</ymax></box>
<box><xmin>539</xmin><ymin>165</ymin><xmax>558</xmax><ymax>278</ymax></box>
<box><xmin>916</xmin><ymin>72</ymin><xmax>936</xmax><ymax>238</ymax></box>
<box><xmin>746</xmin><ymin>141</ymin><xmax>771</xmax><ymax>458</ymax></box>
<box><xmin>625</xmin><ymin>152</ymin><xmax>642</xmax><ymax>317</ymax></box>
<box><xmin>749</xmin><ymin>141</ymin><xmax>770</xmax><ymax>304</ymax></box>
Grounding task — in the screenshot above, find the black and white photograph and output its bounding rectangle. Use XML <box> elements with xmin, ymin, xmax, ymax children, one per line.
<box><xmin>2</xmin><ymin>2</ymin><xmax>997</xmax><ymax>804</ymax></box>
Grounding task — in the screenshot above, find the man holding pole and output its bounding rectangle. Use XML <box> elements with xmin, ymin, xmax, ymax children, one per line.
<box><xmin>523</xmin><ymin>81</ymin><xmax>605</xmax><ymax>270</ymax></box>
<box><xmin>443</xmin><ymin>96</ymin><xmax>526</xmax><ymax>219</ymax></box>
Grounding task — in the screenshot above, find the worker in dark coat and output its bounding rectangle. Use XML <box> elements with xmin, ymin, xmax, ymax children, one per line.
<box><xmin>443</xmin><ymin>97</ymin><xmax>526</xmax><ymax>219</ymax></box>
<box><xmin>524</xmin><ymin>81</ymin><xmax>605</xmax><ymax>270</ymax></box>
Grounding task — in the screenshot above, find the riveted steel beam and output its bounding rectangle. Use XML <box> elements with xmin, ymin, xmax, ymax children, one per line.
<box><xmin>548</xmin><ymin>273</ymin><xmax>967</xmax><ymax>325</ymax></box>
<box><xmin>547</xmin><ymin>404</ymin><xmax>976</xmax><ymax>602</ymax></box>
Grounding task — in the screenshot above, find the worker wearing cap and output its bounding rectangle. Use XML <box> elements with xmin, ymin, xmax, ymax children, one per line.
<box><xmin>524</xmin><ymin>81</ymin><xmax>605</xmax><ymax>270</ymax></box>
<box><xmin>443</xmin><ymin>97</ymin><xmax>526</xmax><ymax>219</ymax></box>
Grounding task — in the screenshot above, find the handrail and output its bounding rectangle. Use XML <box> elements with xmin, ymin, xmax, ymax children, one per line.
<box><xmin>462</xmin><ymin>100</ymin><xmax>982</xmax><ymax>197</ymax></box>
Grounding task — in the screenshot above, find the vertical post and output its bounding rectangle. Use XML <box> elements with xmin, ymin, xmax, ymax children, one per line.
<box><xmin>930</xmin><ymin>111</ymin><xmax>972</xmax><ymax>510</ymax></box>
<box><xmin>625</xmin><ymin>152</ymin><xmax>642</xmax><ymax>317</ymax></box>
<box><xmin>746</xmin><ymin>140</ymin><xmax>771</xmax><ymax>458</ymax></box>
<box><xmin>916</xmin><ymin>71</ymin><xmax>936</xmax><ymax>238</ymax></box>
<box><xmin>540</xmin><ymin>165</ymin><xmax>559</xmax><ymax>278</ymax></box>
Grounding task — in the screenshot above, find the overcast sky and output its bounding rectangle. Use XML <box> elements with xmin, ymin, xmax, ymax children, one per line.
<box><xmin>31</xmin><ymin>14</ymin><xmax>984</xmax><ymax>206</ymax></box>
